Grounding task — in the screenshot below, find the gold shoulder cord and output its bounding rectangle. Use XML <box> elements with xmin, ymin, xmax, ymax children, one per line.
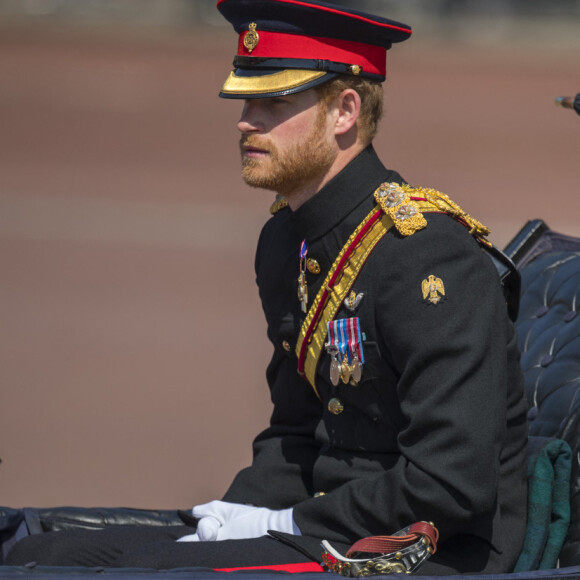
<box><xmin>373</xmin><ymin>182</ymin><xmax>489</xmax><ymax>239</ymax></box>
<box><xmin>294</xmin><ymin>182</ymin><xmax>490</xmax><ymax>396</ymax></box>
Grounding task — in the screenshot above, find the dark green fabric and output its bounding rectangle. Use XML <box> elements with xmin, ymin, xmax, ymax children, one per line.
<box><xmin>514</xmin><ymin>437</ymin><xmax>572</xmax><ymax>571</ymax></box>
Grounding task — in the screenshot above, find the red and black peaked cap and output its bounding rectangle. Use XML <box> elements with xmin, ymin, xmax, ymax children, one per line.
<box><xmin>217</xmin><ymin>0</ymin><xmax>412</xmax><ymax>99</ymax></box>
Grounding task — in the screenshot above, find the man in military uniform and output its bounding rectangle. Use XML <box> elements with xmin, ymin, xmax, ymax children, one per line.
<box><xmin>5</xmin><ymin>0</ymin><xmax>529</xmax><ymax>574</ymax></box>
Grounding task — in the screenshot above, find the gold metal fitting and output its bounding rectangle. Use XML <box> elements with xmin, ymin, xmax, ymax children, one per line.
<box><xmin>306</xmin><ymin>258</ymin><xmax>321</xmax><ymax>274</ymax></box>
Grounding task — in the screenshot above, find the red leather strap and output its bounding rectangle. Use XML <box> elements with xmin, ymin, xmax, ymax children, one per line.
<box><xmin>346</xmin><ymin>522</ymin><xmax>439</xmax><ymax>557</ymax></box>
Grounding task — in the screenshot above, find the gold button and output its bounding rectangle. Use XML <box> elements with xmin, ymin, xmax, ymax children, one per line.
<box><xmin>306</xmin><ymin>258</ymin><xmax>321</xmax><ymax>275</ymax></box>
<box><xmin>282</xmin><ymin>340</ymin><xmax>291</xmax><ymax>352</ymax></box>
<box><xmin>328</xmin><ymin>397</ymin><xmax>344</xmax><ymax>415</ymax></box>
<box><xmin>314</xmin><ymin>491</ymin><xmax>326</xmax><ymax>498</ymax></box>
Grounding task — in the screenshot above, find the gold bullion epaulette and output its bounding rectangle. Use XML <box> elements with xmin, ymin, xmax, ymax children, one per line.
<box><xmin>270</xmin><ymin>195</ymin><xmax>289</xmax><ymax>215</ymax></box>
<box><xmin>374</xmin><ymin>182</ymin><xmax>490</xmax><ymax>240</ymax></box>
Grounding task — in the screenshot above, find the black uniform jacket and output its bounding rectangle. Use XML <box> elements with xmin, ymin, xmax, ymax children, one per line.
<box><xmin>223</xmin><ymin>146</ymin><xmax>529</xmax><ymax>575</ymax></box>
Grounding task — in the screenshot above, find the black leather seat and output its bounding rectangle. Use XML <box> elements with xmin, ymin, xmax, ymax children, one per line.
<box><xmin>506</xmin><ymin>220</ymin><xmax>580</xmax><ymax>567</ymax></box>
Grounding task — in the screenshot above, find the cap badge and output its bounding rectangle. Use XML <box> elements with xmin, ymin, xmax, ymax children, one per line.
<box><xmin>243</xmin><ymin>22</ymin><xmax>260</xmax><ymax>53</ymax></box>
<box><xmin>422</xmin><ymin>275</ymin><xmax>445</xmax><ymax>305</ymax></box>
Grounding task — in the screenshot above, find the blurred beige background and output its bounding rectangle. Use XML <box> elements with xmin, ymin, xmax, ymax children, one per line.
<box><xmin>1</xmin><ymin>1</ymin><xmax>579</xmax><ymax>509</ymax></box>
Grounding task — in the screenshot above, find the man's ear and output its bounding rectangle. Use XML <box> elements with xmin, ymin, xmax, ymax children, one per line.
<box><xmin>333</xmin><ymin>89</ymin><xmax>361</xmax><ymax>136</ymax></box>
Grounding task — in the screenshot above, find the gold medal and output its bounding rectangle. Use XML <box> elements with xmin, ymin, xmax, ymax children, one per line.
<box><xmin>330</xmin><ymin>358</ymin><xmax>340</xmax><ymax>386</ymax></box>
<box><xmin>325</xmin><ymin>326</ymin><xmax>340</xmax><ymax>386</ymax></box>
<box><xmin>350</xmin><ymin>352</ymin><xmax>362</xmax><ymax>387</ymax></box>
<box><xmin>349</xmin><ymin>353</ymin><xmax>362</xmax><ymax>385</ymax></box>
<box><xmin>340</xmin><ymin>359</ymin><xmax>351</xmax><ymax>384</ymax></box>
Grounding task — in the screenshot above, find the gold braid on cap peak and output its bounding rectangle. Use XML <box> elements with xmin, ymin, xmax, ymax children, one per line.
<box><xmin>374</xmin><ymin>182</ymin><xmax>490</xmax><ymax>239</ymax></box>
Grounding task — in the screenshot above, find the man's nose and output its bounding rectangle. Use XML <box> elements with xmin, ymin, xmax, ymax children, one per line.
<box><xmin>237</xmin><ymin>100</ymin><xmax>263</xmax><ymax>134</ymax></box>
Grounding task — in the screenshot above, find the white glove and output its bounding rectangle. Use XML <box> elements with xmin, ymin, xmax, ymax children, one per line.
<box><xmin>177</xmin><ymin>500</ymin><xmax>299</xmax><ymax>542</ymax></box>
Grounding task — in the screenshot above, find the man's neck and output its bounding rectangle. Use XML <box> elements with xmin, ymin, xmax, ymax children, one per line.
<box><xmin>284</xmin><ymin>144</ymin><xmax>365</xmax><ymax>211</ymax></box>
